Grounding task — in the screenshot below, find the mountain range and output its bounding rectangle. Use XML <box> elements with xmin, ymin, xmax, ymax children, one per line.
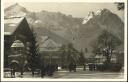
<box><xmin>4</xmin><ymin>3</ymin><xmax>124</xmax><ymax>56</ymax></box>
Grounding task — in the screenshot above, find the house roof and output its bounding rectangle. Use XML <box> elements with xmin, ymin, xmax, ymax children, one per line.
<box><xmin>4</xmin><ymin>17</ymin><xmax>24</xmax><ymax>35</ymax></box>
<box><xmin>39</xmin><ymin>36</ymin><xmax>62</xmax><ymax>51</ymax></box>
<box><xmin>11</xmin><ymin>40</ymin><xmax>25</xmax><ymax>47</ymax></box>
<box><xmin>10</xmin><ymin>60</ymin><xmax>19</xmax><ymax>64</ymax></box>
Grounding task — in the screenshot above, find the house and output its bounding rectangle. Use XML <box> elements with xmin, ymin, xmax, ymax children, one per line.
<box><xmin>4</xmin><ymin>16</ymin><xmax>70</xmax><ymax>69</ymax></box>
<box><xmin>4</xmin><ymin>16</ymin><xmax>33</xmax><ymax>68</ymax></box>
<box><xmin>94</xmin><ymin>51</ymin><xmax>124</xmax><ymax>64</ymax></box>
<box><xmin>39</xmin><ymin>35</ymin><xmax>63</xmax><ymax>66</ymax></box>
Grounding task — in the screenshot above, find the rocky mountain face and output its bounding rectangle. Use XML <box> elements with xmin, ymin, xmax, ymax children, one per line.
<box><xmin>4</xmin><ymin>3</ymin><xmax>124</xmax><ymax>54</ymax></box>
<box><xmin>78</xmin><ymin>9</ymin><xmax>124</xmax><ymax>52</ymax></box>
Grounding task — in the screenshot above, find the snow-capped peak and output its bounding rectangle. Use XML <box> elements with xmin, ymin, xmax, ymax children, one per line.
<box><xmin>5</xmin><ymin>3</ymin><xmax>28</xmax><ymax>18</ymax></box>
<box><xmin>82</xmin><ymin>11</ymin><xmax>95</xmax><ymax>24</ymax></box>
<box><xmin>95</xmin><ymin>9</ymin><xmax>103</xmax><ymax>15</ymax></box>
<box><xmin>82</xmin><ymin>9</ymin><xmax>112</xmax><ymax>24</ymax></box>
<box><xmin>96</xmin><ymin>8</ymin><xmax>111</xmax><ymax>16</ymax></box>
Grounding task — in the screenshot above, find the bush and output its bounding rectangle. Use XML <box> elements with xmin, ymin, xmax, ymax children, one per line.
<box><xmin>108</xmin><ymin>63</ymin><xmax>122</xmax><ymax>72</ymax></box>
<box><xmin>96</xmin><ymin>64</ymin><xmax>106</xmax><ymax>71</ymax></box>
<box><xmin>96</xmin><ymin>63</ymin><xmax>122</xmax><ymax>72</ymax></box>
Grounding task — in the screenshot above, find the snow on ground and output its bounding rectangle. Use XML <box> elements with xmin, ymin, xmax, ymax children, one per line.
<box><xmin>4</xmin><ymin>68</ymin><xmax>124</xmax><ymax>79</ymax></box>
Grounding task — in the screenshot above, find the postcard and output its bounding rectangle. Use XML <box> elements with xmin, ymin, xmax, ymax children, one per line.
<box><xmin>1</xmin><ymin>0</ymin><xmax>127</xmax><ymax>81</ymax></box>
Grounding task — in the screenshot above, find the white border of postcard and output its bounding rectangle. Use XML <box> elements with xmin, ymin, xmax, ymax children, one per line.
<box><xmin>1</xmin><ymin>0</ymin><xmax>127</xmax><ymax>81</ymax></box>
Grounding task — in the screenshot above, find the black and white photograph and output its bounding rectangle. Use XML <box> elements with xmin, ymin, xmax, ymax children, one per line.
<box><xmin>1</xmin><ymin>0</ymin><xmax>127</xmax><ymax>81</ymax></box>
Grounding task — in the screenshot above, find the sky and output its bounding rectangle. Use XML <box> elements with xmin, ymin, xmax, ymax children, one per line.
<box><xmin>4</xmin><ymin>1</ymin><xmax>124</xmax><ymax>20</ymax></box>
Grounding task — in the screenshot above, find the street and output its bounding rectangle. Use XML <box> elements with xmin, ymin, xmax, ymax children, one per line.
<box><xmin>4</xmin><ymin>68</ymin><xmax>124</xmax><ymax>79</ymax></box>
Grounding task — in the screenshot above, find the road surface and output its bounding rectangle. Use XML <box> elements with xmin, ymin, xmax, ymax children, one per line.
<box><xmin>4</xmin><ymin>68</ymin><xmax>124</xmax><ymax>79</ymax></box>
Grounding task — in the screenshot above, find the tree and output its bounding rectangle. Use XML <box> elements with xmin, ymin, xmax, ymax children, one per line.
<box><xmin>59</xmin><ymin>44</ymin><xmax>67</xmax><ymax>68</ymax></box>
<box><xmin>60</xmin><ymin>43</ymin><xmax>81</xmax><ymax>66</ymax></box>
<box><xmin>66</xmin><ymin>43</ymin><xmax>80</xmax><ymax>64</ymax></box>
<box><xmin>115</xmin><ymin>3</ymin><xmax>124</xmax><ymax>10</ymax></box>
<box><xmin>60</xmin><ymin>43</ymin><xmax>86</xmax><ymax>68</ymax></box>
<box><xmin>91</xmin><ymin>29</ymin><xmax>121</xmax><ymax>64</ymax></box>
<box><xmin>27</xmin><ymin>27</ymin><xmax>40</xmax><ymax>75</ymax></box>
<box><xmin>79</xmin><ymin>51</ymin><xmax>85</xmax><ymax>65</ymax></box>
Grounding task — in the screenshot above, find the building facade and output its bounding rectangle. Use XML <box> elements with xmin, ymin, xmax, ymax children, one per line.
<box><xmin>4</xmin><ymin>17</ymin><xmax>33</xmax><ymax>68</ymax></box>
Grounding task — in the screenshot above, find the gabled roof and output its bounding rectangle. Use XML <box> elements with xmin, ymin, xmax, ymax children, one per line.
<box><xmin>39</xmin><ymin>36</ymin><xmax>62</xmax><ymax>51</ymax></box>
<box><xmin>11</xmin><ymin>40</ymin><xmax>25</xmax><ymax>47</ymax></box>
<box><xmin>4</xmin><ymin>17</ymin><xmax>24</xmax><ymax>35</ymax></box>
